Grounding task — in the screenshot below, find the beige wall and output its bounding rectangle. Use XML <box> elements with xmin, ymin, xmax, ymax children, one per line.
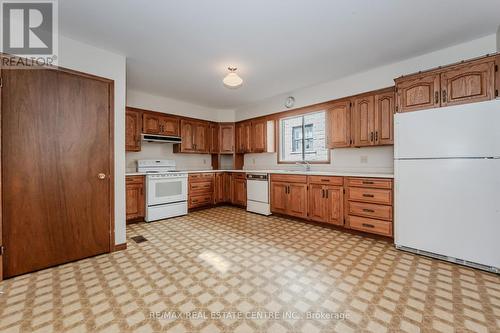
<box><xmin>125</xmin><ymin>90</ymin><xmax>235</xmax><ymax>171</ymax></box>
<box><xmin>237</xmin><ymin>34</ymin><xmax>497</xmax><ymax>173</ymax></box>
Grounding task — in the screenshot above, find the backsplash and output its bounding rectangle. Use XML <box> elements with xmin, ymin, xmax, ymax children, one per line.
<box><xmin>126</xmin><ymin>142</ymin><xmax>212</xmax><ymax>172</ymax></box>
<box><xmin>243</xmin><ymin>146</ymin><xmax>394</xmax><ymax>173</ymax></box>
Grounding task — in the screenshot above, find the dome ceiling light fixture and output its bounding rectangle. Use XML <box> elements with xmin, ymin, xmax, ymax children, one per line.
<box><xmin>223</xmin><ymin>67</ymin><xmax>243</xmax><ymax>89</ymax></box>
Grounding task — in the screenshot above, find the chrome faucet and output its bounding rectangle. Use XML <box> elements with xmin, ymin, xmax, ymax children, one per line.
<box><xmin>296</xmin><ymin>161</ymin><xmax>311</xmax><ymax>172</ymax></box>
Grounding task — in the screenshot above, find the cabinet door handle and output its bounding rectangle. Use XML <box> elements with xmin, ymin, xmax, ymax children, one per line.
<box><xmin>362</xmin><ymin>223</ymin><xmax>375</xmax><ymax>228</ymax></box>
<box><xmin>363</xmin><ymin>208</ymin><xmax>375</xmax><ymax>213</ymax></box>
<box><xmin>325</xmin><ymin>190</ymin><xmax>328</xmax><ymax>199</ymax></box>
<box><xmin>442</xmin><ymin>90</ymin><xmax>447</xmax><ymax>103</ymax></box>
<box><xmin>362</xmin><ymin>181</ymin><xmax>374</xmax><ymax>185</ymax></box>
<box><xmin>321</xmin><ymin>179</ymin><xmax>330</xmax><ymax>182</ymax></box>
<box><xmin>321</xmin><ymin>189</ymin><xmax>325</xmax><ymax>198</ymax></box>
<box><xmin>435</xmin><ymin>91</ymin><xmax>439</xmax><ymax>104</ymax></box>
<box><xmin>375</xmin><ymin>131</ymin><xmax>378</xmax><ymax>142</ymax></box>
<box><xmin>362</xmin><ymin>194</ymin><xmax>374</xmax><ymax>198</ymax></box>
<box><xmin>370</xmin><ymin>132</ymin><xmax>374</xmax><ymax>142</ymax></box>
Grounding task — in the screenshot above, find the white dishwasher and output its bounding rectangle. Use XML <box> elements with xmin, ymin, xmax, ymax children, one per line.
<box><xmin>246</xmin><ymin>173</ymin><xmax>271</xmax><ymax>215</ymax></box>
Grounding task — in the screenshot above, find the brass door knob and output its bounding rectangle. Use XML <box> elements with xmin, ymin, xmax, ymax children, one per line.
<box><xmin>98</xmin><ymin>173</ymin><xmax>106</xmax><ymax>179</ymax></box>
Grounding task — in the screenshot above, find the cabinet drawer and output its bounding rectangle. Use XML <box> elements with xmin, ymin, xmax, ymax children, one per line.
<box><xmin>348</xmin><ymin>201</ymin><xmax>392</xmax><ymax>221</ymax></box>
<box><xmin>347</xmin><ymin>177</ymin><xmax>392</xmax><ymax>189</ymax></box>
<box><xmin>348</xmin><ymin>187</ymin><xmax>392</xmax><ymax>205</ymax></box>
<box><xmin>271</xmin><ymin>174</ymin><xmax>307</xmax><ymax>183</ymax></box>
<box><xmin>189</xmin><ymin>173</ymin><xmax>203</xmax><ymax>181</ymax></box>
<box><xmin>190</xmin><ymin>173</ymin><xmax>214</xmax><ymax>182</ymax></box>
<box><xmin>348</xmin><ymin>216</ymin><xmax>392</xmax><ymax>237</ymax></box>
<box><xmin>308</xmin><ymin>175</ymin><xmax>343</xmax><ymax>185</ymax></box>
<box><xmin>189</xmin><ymin>181</ymin><xmax>213</xmax><ymax>193</ymax></box>
<box><xmin>126</xmin><ymin>175</ymin><xmax>144</xmax><ymax>184</ymax></box>
<box><xmin>189</xmin><ymin>194</ymin><xmax>213</xmax><ymax>208</ymax></box>
<box><xmin>232</xmin><ymin>172</ymin><xmax>246</xmax><ymax>180</ymax></box>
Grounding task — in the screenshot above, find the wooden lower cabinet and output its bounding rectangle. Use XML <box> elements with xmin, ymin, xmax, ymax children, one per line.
<box><xmin>189</xmin><ymin>173</ymin><xmax>214</xmax><ymax>209</ymax></box>
<box><xmin>345</xmin><ymin>177</ymin><xmax>393</xmax><ymax>237</ymax></box>
<box><xmin>269</xmin><ymin>175</ymin><xmax>308</xmax><ymax>219</ymax></box>
<box><xmin>232</xmin><ymin>173</ymin><xmax>247</xmax><ymax>206</ymax></box>
<box><xmin>126</xmin><ymin>176</ymin><xmax>145</xmax><ymax>222</ymax></box>
<box><xmin>189</xmin><ymin>172</ymin><xmax>245</xmax><ymax>209</ymax></box>
<box><xmin>308</xmin><ymin>177</ymin><xmax>344</xmax><ymax>225</ymax></box>
<box><xmin>270</xmin><ymin>174</ymin><xmax>392</xmax><ymax>237</ymax></box>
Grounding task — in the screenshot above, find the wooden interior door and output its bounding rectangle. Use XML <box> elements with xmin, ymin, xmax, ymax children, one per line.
<box><xmin>352</xmin><ymin>95</ymin><xmax>375</xmax><ymax>146</ymax></box>
<box><xmin>327</xmin><ymin>101</ymin><xmax>351</xmax><ymax>148</ymax></box>
<box><xmin>326</xmin><ymin>186</ymin><xmax>343</xmax><ymax>226</ymax></box>
<box><xmin>251</xmin><ymin>119</ymin><xmax>266</xmax><ymax>153</ymax></box>
<box><xmin>2</xmin><ymin>68</ymin><xmax>112</xmax><ymax>278</ymax></box>
<box><xmin>441</xmin><ymin>59</ymin><xmax>495</xmax><ymax>107</ymax></box>
<box><xmin>308</xmin><ymin>184</ymin><xmax>326</xmax><ymax>222</ymax></box>
<box><xmin>180</xmin><ymin>120</ymin><xmax>195</xmax><ymax>152</ymax></box>
<box><xmin>375</xmin><ymin>92</ymin><xmax>394</xmax><ymax>145</ymax></box>
<box><xmin>287</xmin><ymin>183</ymin><xmax>308</xmax><ymax>219</ymax></box>
<box><xmin>143</xmin><ymin>113</ymin><xmax>161</xmax><ymax>134</ymax></box>
<box><xmin>219</xmin><ymin>124</ymin><xmax>234</xmax><ymax>153</ymax></box>
<box><xmin>270</xmin><ymin>182</ymin><xmax>287</xmax><ymax>214</ymax></box>
<box><xmin>125</xmin><ymin>109</ymin><xmax>141</xmax><ymax>151</ymax></box>
<box><xmin>0</xmin><ymin>66</ymin><xmax>2</xmax><ymax>279</ymax></box>
<box><xmin>396</xmin><ymin>73</ymin><xmax>441</xmax><ymax>112</ymax></box>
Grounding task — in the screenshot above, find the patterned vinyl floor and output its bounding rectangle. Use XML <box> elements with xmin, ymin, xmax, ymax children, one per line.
<box><xmin>0</xmin><ymin>206</ymin><xmax>499</xmax><ymax>333</ymax></box>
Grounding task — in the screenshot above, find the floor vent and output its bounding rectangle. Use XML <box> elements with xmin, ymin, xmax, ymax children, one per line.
<box><xmin>131</xmin><ymin>235</ymin><xmax>148</xmax><ymax>243</ymax></box>
<box><xmin>395</xmin><ymin>245</ymin><xmax>499</xmax><ymax>274</ymax></box>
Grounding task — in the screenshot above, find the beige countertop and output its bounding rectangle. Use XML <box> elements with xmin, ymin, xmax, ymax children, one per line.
<box><xmin>126</xmin><ymin>169</ymin><xmax>394</xmax><ymax>178</ymax></box>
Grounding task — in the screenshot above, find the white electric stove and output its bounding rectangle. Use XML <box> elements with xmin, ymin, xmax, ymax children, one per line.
<box><xmin>137</xmin><ymin>160</ymin><xmax>188</xmax><ymax>222</ymax></box>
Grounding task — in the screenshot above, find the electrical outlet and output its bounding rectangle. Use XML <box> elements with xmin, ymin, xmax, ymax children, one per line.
<box><xmin>360</xmin><ymin>156</ymin><xmax>368</xmax><ymax>164</ymax></box>
<box><xmin>203</xmin><ymin>159</ymin><xmax>207</xmax><ymax>165</ymax></box>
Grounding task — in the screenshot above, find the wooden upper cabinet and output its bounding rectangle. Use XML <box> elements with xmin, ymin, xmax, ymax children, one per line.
<box><xmin>179</xmin><ymin>119</ymin><xmax>196</xmax><ymax>152</ymax></box>
<box><xmin>159</xmin><ymin>116</ymin><xmax>179</xmax><ymax>136</ymax></box>
<box><xmin>209</xmin><ymin>123</ymin><xmax>219</xmax><ymax>153</ymax></box>
<box><xmin>143</xmin><ymin>113</ymin><xmax>162</xmax><ymax>134</ymax></box>
<box><xmin>352</xmin><ymin>95</ymin><xmax>375</xmax><ymax>147</ymax></box>
<box><xmin>194</xmin><ymin>121</ymin><xmax>209</xmax><ymax>153</ymax></box>
<box><xmin>441</xmin><ymin>58</ymin><xmax>495</xmax><ymax>107</ymax></box>
<box><xmin>243</xmin><ymin>122</ymin><xmax>252</xmax><ymax>152</ymax></box>
<box><xmin>374</xmin><ymin>91</ymin><xmax>395</xmax><ymax>145</ymax></box>
<box><xmin>235</xmin><ymin>121</ymin><xmax>251</xmax><ymax>153</ymax></box>
<box><xmin>219</xmin><ymin>124</ymin><xmax>235</xmax><ymax>153</ymax></box>
<box><xmin>396</xmin><ymin>73</ymin><xmax>440</xmax><ymax>113</ymax></box>
<box><xmin>327</xmin><ymin>100</ymin><xmax>351</xmax><ymax>148</ymax></box>
<box><xmin>251</xmin><ymin>119</ymin><xmax>267</xmax><ymax>153</ymax></box>
<box><xmin>125</xmin><ymin>109</ymin><xmax>141</xmax><ymax>151</ymax></box>
<box><xmin>143</xmin><ymin>113</ymin><xmax>179</xmax><ymax>136</ymax></box>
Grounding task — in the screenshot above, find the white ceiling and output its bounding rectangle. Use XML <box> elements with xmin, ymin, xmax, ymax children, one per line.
<box><xmin>59</xmin><ymin>0</ymin><xmax>500</xmax><ymax>109</ymax></box>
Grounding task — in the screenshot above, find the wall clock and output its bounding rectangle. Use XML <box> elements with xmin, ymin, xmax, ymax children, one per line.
<box><xmin>284</xmin><ymin>96</ymin><xmax>295</xmax><ymax>109</ymax></box>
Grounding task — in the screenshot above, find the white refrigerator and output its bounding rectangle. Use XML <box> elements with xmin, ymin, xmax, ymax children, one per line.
<box><xmin>394</xmin><ymin>100</ymin><xmax>500</xmax><ymax>273</ymax></box>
